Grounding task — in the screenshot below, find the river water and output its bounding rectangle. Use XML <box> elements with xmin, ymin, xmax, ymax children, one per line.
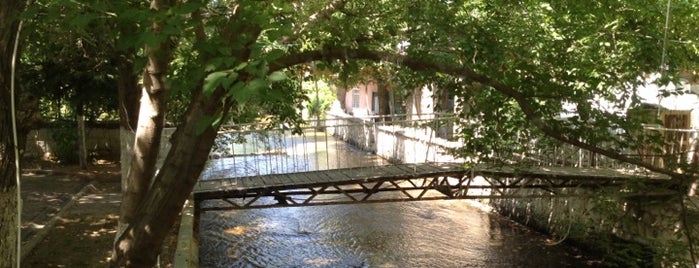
<box><xmin>198</xmin><ymin>131</ymin><xmax>600</xmax><ymax>267</ymax></box>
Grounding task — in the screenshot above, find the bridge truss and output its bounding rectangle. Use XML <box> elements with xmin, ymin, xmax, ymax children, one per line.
<box><xmin>194</xmin><ymin>163</ymin><xmax>669</xmax><ymax>211</ymax></box>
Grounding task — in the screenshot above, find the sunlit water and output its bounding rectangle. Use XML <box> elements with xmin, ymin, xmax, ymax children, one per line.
<box><xmin>198</xmin><ymin>133</ymin><xmax>598</xmax><ymax>267</ymax></box>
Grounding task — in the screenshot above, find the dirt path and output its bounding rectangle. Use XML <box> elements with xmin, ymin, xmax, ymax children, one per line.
<box><xmin>18</xmin><ymin>163</ymin><xmax>178</xmax><ymax>267</ymax></box>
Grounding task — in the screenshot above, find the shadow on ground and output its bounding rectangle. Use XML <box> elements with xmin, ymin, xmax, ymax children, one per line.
<box><xmin>19</xmin><ymin>159</ymin><xmax>184</xmax><ymax>267</ymax></box>
<box><xmin>20</xmin><ymin>160</ymin><xmax>121</xmax><ymax>267</ymax></box>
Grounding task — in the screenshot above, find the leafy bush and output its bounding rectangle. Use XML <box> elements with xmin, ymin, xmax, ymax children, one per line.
<box><xmin>50</xmin><ymin>121</ymin><xmax>79</xmax><ymax>164</ymax></box>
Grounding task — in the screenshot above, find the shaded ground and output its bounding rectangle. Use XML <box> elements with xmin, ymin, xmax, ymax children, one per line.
<box><xmin>19</xmin><ymin>160</ymin><xmax>179</xmax><ymax>267</ymax></box>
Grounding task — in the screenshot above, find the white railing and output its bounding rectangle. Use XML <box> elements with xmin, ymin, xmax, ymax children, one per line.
<box><xmin>201</xmin><ymin>113</ymin><xmax>462</xmax><ymax>180</ymax></box>
<box><xmin>638</xmin><ymin>126</ymin><xmax>698</xmax><ymax>168</ymax></box>
<box><xmin>201</xmin><ymin>117</ymin><xmax>385</xmax><ymax>180</ymax></box>
<box><xmin>201</xmin><ymin>113</ymin><xmax>699</xmax><ymax>180</ymax></box>
<box><xmin>494</xmin><ymin>126</ymin><xmax>699</xmax><ymax>170</ymax></box>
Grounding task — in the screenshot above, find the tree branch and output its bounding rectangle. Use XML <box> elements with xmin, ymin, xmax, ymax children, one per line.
<box><xmin>293</xmin><ymin>0</ymin><xmax>348</xmax><ymax>35</ymax></box>
<box><xmin>271</xmin><ymin>47</ymin><xmax>525</xmax><ymax>98</ymax></box>
<box><xmin>309</xmin><ymin>0</ymin><xmax>347</xmax><ymax>24</ymax></box>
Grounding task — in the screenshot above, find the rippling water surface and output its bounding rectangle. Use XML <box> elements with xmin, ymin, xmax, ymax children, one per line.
<box><xmin>199</xmin><ymin>199</ymin><xmax>599</xmax><ymax>268</ymax></box>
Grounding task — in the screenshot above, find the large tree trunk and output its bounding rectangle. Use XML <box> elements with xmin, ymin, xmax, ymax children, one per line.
<box><xmin>113</xmin><ymin>0</ymin><xmax>175</xmax><ymax>265</ymax></box>
<box><xmin>112</xmin><ymin>1</ymin><xmax>264</xmax><ymax>265</ymax></box>
<box><xmin>115</xmin><ymin>52</ymin><xmax>140</xmax><ymax>244</ymax></box>
<box><xmin>113</xmin><ymin>3</ymin><xmax>260</xmax><ymax>264</ymax></box>
<box><xmin>116</xmin><ymin>53</ymin><xmax>141</xmax><ymax>171</ymax></box>
<box><xmin>116</xmin><ymin>51</ymin><xmax>141</xmax><ymax>190</ymax></box>
<box><xmin>0</xmin><ymin>0</ymin><xmax>25</xmax><ymax>266</ymax></box>
<box><xmin>114</xmin><ymin>86</ymin><xmax>228</xmax><ymax>266</ymax></box>
<box><xmin>118</xmin><ymin>80</ymin><xmax>167</xmax><ymax>233</ymax></box>
<box><xmin>0</xmin><ymin>188</ymin><xmax>18</xmax><ymax>267</ymax></box>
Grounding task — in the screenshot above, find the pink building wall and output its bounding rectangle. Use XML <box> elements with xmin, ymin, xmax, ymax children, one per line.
<box><xmin>344</xmin><ymin>82</ymin><xmax>378</xmax><ymax>116</ymax></box>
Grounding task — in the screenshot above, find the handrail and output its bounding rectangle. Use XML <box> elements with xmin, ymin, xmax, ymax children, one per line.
<box><xmin>206</xmin><ymin>113</ymin><xmax>699</xmax><ymax>180</ymax></box>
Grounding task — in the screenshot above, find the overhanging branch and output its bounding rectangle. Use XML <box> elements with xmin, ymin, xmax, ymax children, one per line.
<box><xmin>271</xmin><ymin>48</ymin><xmax>523</xmax><ymax>97</ymax></box>
<box><xmin>271</xmin><ymin>47</ymin><xmax>688</xmax><ymax>180</ymax></box>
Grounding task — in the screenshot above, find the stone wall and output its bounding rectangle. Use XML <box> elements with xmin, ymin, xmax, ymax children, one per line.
<box><xmin>25</xmin><ymin>127</ymin><xmax>120</xmax><ymax>159</ymax></box>
<box><xmin>374</xmin><ymin>124</ymin><xmax>462</xmax><ymax>163</ymax></box>
<box><xmin>326</xmin><ymin>112</ymin><xmax>463</xmax><ymax>164</ymax></box>
<box><xmin>490</xmin><ymin>187</ymin><xmax>696</xmax><ymax>266</ymax></box>
<box><xmin>325</xmin><ymin>113</ymin><xmax>377</xmax><ymax>153</ymax></box>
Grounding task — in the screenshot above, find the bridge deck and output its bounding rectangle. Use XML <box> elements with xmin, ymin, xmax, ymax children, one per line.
<box><xmin>194</xmin><ymin>162</ymin><xmax>670</xmax><ymax>210</ymax></box>
<box><xmin>196</xmin><ymin>163</ymin><xmax>466</xmax><ymax>194</ymax></box>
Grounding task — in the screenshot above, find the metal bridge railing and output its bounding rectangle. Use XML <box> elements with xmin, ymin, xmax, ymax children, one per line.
<box><xmin>201</xmin><ymin>113</ymin><xmax>699</xmax><ymax>180</ymax></box>
<box><xmin>201</xmin><ymin>118</ymin><xmax>380</xmax><ymax>180</ymax></box>
<box><xmin>494</xmin><ymin>126</ymin><xmax>699</xmax><ymax>170</ymax></box>
<box><xmin>200</xmin><ymin>113</ymin><xmax>464</xmax><ymax>180</ymax></box>
<box><xmin>638</xmin><ymin>126</ymin><xmax>699</xmax><ymax>169</ymax></box>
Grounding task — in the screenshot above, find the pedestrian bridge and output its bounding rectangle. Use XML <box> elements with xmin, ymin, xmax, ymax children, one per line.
<box><xmin>193</xmin><ymin>113</ymin><xmax>675</xmax><ymax>210</ymax></box>
<box><xmin>195</xmin><ymin>162</ymin><xmax>669</xmax><ymax>210</ymax></box>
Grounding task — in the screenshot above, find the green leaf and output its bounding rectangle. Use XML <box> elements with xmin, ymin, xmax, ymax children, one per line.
<box><xmin>69</xmin><ymin>13</ymin><xmax>98</xmax><ymax>29</ymax></box>
<box><xmin>267</xmin><ymin>71</ymin><xmax>287</xmax><ymax>82</ymax></box>
<box><xmin>229</xmin><ymin>78</ymin><xmax>267</xmax><ymax>105</ymax></box>
<box><xmin>217</xmin><ymin>47</ymin><xmax>232</xmax><ymax>56</ymax></box>
<box><xmin>221</xmin><ymin>73</ymin><xmax>239</xmax><ymax>89</ymax></box>
<box><xmin>203</xmin><ymin>71</ymin><xmax>227</xmax><ymax>97</ymax></box>
<box><xmin>247</xmin><ymin>78</ymin><xmax>268</xmax><ymax>92</ymax></box>
<box><xmin>176</xmin><ymin>2</ymin><xmax>203</xmax><ymax>14</ymax></box>
<box><xmin>211</xmin><ymin>111</ymin><xmax>224</xmax><ymax>128</ymax></box>
<box><xmin>243</xmin><ymin>60</ymin><xmax>270</xmax><ymax>77</ymax></box>
<box><xmin>234</xmin><ymin>62</ymin><xmax>249</xmax><ymax>71</ymax></box>
<box><xmin>265</xmin><ymin>49</ymin><xmax>286</xmax><ymax>61</ymax></box>
<box><xmin>205</xmin><ymin>58</ymin><xmax>224</xmax><ymax>72</ymax></box>
<box><xmin>140</xmin><ymin>32</ymin><xmax>164</xmax><ymax>47</ymax></box>
<box><xmin>226</xmin><ymin>81</ymin><xmax>245</xmax><ymax>98</ymax></box>
<box><xmin>204</xmin><ymin>71</ymin><xmax>239</xmax><ymax>97</ymax></box>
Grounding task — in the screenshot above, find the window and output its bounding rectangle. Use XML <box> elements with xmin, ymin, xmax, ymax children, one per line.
<box><xmin>351</xmin><ymin>89</ymin><xmax>360</xmax><ymax>108</ymax></box>
<box><xmin>660</xmin><ymin>110</ymin><xmax>692</xmax><ymax>165</ymax></box>
<box><xmin>372</xmin><ymin>92</ymin><xmax>379</xmax><ymax>114</ymax></box>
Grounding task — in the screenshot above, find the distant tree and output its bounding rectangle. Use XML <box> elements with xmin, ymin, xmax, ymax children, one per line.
<box><xmin>19</xmin><ymin>0</ymin><xmax>122</xmax><ymax>167</ymax></box>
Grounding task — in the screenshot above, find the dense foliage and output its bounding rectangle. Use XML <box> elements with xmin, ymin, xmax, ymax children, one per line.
<box><xmin>3</xmin><ymin>0</ymin><xmax>698</xmax><ymax>266</ymax></box>
<box><xmin>20</xmin><ymin>1</ymin><xmax>699</xmax><ymax>152</ymax></box>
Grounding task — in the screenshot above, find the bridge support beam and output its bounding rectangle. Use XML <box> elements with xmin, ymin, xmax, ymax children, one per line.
<box><xmin>194</xmin><ymin>164</ymin><xmax>670</xmax><ymax>210</ymax></box>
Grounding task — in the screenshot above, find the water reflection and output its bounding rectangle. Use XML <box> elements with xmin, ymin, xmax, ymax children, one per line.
<box><xmin>199</xmin><ymin>199</ymin><xmax>597</xmax><ymax>267</ymax></box>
